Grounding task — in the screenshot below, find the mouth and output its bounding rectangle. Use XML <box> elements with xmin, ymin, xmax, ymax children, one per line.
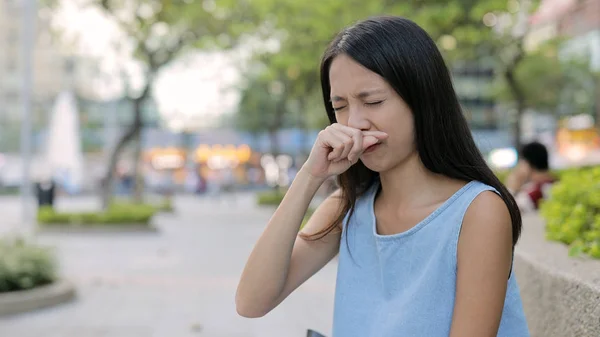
<box><xmin>363</xmin><ymin>142</ymin><xmax>381</xmax><ymax>154</ymax></box>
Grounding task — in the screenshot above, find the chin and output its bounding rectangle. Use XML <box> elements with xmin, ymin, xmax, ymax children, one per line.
<box><xmin>360</xmin><ymin>157</ymin><xmax>390</xmax><ymax>173</ymax></box>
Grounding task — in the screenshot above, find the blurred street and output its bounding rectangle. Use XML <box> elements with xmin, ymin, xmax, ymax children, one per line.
<box><xmin>1</xmin><ymin>0</ymin><xmax>599</xmax><ymax>335</ymax></box>
<box><xmin>0</xmin><ymin>193</ymin><xmax>336</xmax><ymax>337</ymax></box>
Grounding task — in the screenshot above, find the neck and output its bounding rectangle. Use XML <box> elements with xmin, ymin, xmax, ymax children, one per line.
<box><xmin>378</xmin><ymin>152</ymin><xmax>461</xmax><ymax>207</ymax></box>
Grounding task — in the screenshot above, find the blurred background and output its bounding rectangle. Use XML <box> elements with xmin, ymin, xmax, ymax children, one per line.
<box><xmin>0</xmin><ymin>0</ymin><xmax>599</xmax><ymax>336</ymax></box>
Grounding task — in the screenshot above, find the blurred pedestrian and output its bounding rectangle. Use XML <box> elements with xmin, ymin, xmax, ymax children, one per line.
<box><xmin>506</xmin><ymin>141</ymin><xmax>557</xmax><ymax>212</ymax></box>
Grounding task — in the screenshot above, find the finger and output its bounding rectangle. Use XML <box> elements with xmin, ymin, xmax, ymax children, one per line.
<box><xmin>321</xmin><ymin>128</ymin><xmax>345</xmax><ymax>161</ymax></box>
<box><xmin>329</xmin><ymin>129</ymin><xmax>353</xmax><ymax>161</ymax></box>
<box><xmin>362</xmin><ymin>130</ymin><xmax>388</xmax><ymax>140</ymax></box>
<box><xmin>362</xmin><ymin>135</ymin><xmax>380</xmax><ymax>150</ymax></box>
<box><xmin>331</xmin><ymin>124</ymin><xmax>362</xmax><ymax>162</ymax></box>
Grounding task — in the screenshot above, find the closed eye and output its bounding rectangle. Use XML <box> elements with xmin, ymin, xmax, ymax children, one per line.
<box><xmin>334</xmin><ymin>100</ymin><xmax>383</xmax><ymax>111</ymax></box>
<box><xmin>365</xmin><ymin>101</ymin><xmax>384</xmax><ymax>107</ymax></box>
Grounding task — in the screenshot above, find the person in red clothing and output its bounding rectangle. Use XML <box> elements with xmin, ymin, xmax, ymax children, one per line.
<box><xmin>506</xmin><ymin>141</ymin><xmax>557</xmax><ymax>212</ymax></box>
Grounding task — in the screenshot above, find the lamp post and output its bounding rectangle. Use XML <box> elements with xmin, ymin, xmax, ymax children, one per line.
<box><xmin>20</xmin><ymin>0</ymin><xmax>37</xmax><ymax>232</ymax></box>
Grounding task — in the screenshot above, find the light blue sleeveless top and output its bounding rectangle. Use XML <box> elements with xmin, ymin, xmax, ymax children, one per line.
<box><xmin>332</xmin><ymin>180</ymin><xmax>530</xmax><ymax>337</ymax></box>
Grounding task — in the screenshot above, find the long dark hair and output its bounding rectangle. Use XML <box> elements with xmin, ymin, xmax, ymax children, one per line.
<box><xmin>303</xmin><ymin>16</ymin><xmax>522</xmax><ymax>248</ymax></box>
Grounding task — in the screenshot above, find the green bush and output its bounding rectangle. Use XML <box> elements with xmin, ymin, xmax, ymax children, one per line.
<box><xmin>540</xmin><ymin>166</ymin><xmax>600</xmax><ymax>258</ymax></box>
<box><xmin>155</xmin><ymin>199</ymin><xmax>174</xmax><ymax>212</ymax></box>
<box><xmin>300</xmin><ymin>208</ymin><xmax>315</xmax><ymax>230</ymax></box>
<box><xmin>0</xmin><ymin>237</ymin><xmax>57</xmax><ymax>293</ymax></box>
<box><xmin>494</xmin><ymin>170</ymin><xmax>510</xmax><ymax>184</ymax></box>
<box><xmin>257</xmin><ymin>190</ymin><xmax>286</xmax><ymax>206</ymax></box>
<box><xmin>37</xmin><ymin>202</ymin><xmax>157</xmax><ymax>226</ymax></box>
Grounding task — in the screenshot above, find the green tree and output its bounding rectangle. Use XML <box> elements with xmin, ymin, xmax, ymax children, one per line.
<box><xmin>244</xmin><ymin>0</ymin><xmax>534</xmax><ymax>145</ymax></box>
<box><xmin>244</xmin><ymin>0</ymin><xmax>587</xmax><ymax>149</ymax></box>
<box><xmin>87</xmin><ymin>0</ymin><xmax>258</xmax><ymax>207</ymax></box>
<box><xmin>493</xmin><ymin>41</ymin><xmax>599</xmax><ymax>127</ymax></box>
<box><xmin>235</xmin><ymin>74</ymin><xmax>284</xmax><ymax>154</ymax></box>
<box><xmin>236</xmin><ymin>0</ymin><xmax>394</xmax><ymax>147</ymax></box>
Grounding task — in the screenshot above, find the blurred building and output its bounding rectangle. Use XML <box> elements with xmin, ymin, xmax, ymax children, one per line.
<box><xmin>0</xmin><ymin>1</ymin><xmax>68</xmax><ymax>152</ymax></box>
<box><xmin>452</xmin><ymin>59</ymin><xmax>498</xmax><ymax>131</ymax></box>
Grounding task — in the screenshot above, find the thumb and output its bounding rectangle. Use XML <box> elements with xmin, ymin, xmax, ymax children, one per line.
<box><xmin>362</xmin><ymin>135</ymin><xmax>380</xmax><ymax>149</ymax></box>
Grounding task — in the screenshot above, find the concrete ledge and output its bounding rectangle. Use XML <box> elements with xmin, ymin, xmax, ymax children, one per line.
<box><xmin>37</xmin><ymin>223</ymin><xmax>158</xmax><ymax>234</ymax></box>
<box><xmin>0</xmin><ymin>280</ymin><xmax>76</xmax><ymax>316</ymax></box>
<box><xmin>515</xmin><ymin>214</ymin><xmax>600</xmax><ymax>337</ymax></box>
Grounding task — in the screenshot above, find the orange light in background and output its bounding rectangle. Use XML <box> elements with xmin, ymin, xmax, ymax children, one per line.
<box><xmin>145</xmin><ymin>147</ymin><xmax>186</xmax><ymax>170</ymax></box>
<box><xmin>237</xmin><ymin>144</ymin><xmax>251</xmax><ymax>162</ymax></box>
<box><xmin>195</xmin><ymin>144</ymin><xmax>211</xmax><ymax>162</ymax></box>
<box><xmin>224</xmin><ymin>144</ymin><xmax>237</xmax><ymax>159</ymax></box>
<box><xmin>192</xmin><ymin>144</ymin><xmax>253</xmax><ymax>164</ymax></box>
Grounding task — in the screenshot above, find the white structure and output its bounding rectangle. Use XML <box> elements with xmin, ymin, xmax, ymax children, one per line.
<box><xmin>45</xmin><ymin>90</ymin><xmax>84</xmax><ymax>194</ymax></box>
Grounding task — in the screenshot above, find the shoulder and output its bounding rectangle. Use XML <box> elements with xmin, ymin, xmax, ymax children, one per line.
<box><xmin>458</xmin><ymin>189</ymin><xmax>513</xmax><ymax>273</ymax></box>
<box><xmin>464</xmin><ymin>189</ymin><xmax>510</xmax><ymax>223</ymax></box>
<box><xmin>462</xmin><ymin>190</ymin><xmax>512</xmax><ymax>240</ymax></box>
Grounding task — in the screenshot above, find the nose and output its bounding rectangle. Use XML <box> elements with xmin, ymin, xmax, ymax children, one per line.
<box><xmin>347</xmin><ymin>107</ymin><xmax>370</xmax><ymax>131</ymax></box>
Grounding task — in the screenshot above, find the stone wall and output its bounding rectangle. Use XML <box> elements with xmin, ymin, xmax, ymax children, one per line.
<box><xmin>514</xmin><ymin>214</ymin><xmax>600</xmax><ymax>337</ymax></box>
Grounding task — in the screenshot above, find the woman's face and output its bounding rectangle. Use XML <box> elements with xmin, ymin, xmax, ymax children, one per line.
<box><xmin>329</xmin><ymin>54</ymin><xmax>417</xmax><ymax>172</ymax></box>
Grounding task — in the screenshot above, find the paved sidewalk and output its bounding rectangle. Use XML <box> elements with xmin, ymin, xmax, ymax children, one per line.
<box><xmin>0</xmin><ymin>193</ymin><xmax>336</xmax><ymax>337</ymax></box>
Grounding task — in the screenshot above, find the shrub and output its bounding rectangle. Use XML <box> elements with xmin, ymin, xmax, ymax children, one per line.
<box><xmin>300</xmin><ymin>208</ymin><xmax>315</xmax><ymax>230</ymax></box>
<box><xmin>37</xmin><ymin>202</ymin><xmax>157</xmax><ymax>226</ymax></box>
<box><xmin>0</xmin><ymin>237</ymin><xmax>57</xmax><ymax>293</ymax></box>
<box><xmin>494</xmin><ymin>170</ymin><xmax>510</xmax><ymax>184</ymax></box>
<box><xmin>155</xmin><ymin>199</ymin><xmax>174</xmax><ymax>212</ymax></box>
<box><xmin>257</xmin><ymin>190</ymin><xmax>286</xmax><ymax>206</ymax></box>
<box><xmin>540</xmin><ymin>166</ymin><xmax>600</xmax><ymax>258</ymax></box>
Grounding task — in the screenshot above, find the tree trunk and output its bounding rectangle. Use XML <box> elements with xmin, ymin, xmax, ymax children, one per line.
<box><xmin>505</xmin><ymin>67</ymin><xmax>526</xmax><ymax>148</ymax></box>
<box><xmin>101</xmin><ymin>120</ymin><xmax>141</xmax><ymax>209</ymax></box>
<box><xmin>268</xmin><ymin>128</ymin><xmax>280</xmax><ymax>192</ymax></box>
<box><xmin>132</xmin><ymin>97</ymin><xmax>145</xmax><ymax>203</ymax></box>
<box><xmin>503</xmin><ymin>43</ymin><xmax>526</xmax><ymax>149</ymax></box>
<box><xmin>296</xmin><ymin>98</ymin><xmax>309</xmax><ymax>158</ymax></box>
<box><xmin>268</xmin><ymin>128</ymin><xmax>279</xmax><ymax>158</ymax></box>
<box><xmin>131</xmin><ymin>131</ymin><xmax>144</xmax><ymax>203</ymax></box>
<box><xmin>101</xmin><ymin>85</ymin><xmax>150</xmax><ymax>209</ymax></box>
<box><xmin>267</xmin><ymin>92</ymin><xmax>287</xmax><ymax>158</ymax></box>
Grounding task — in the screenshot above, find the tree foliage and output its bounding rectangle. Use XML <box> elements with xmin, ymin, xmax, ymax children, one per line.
<box><xmin>234</xmin><ymin>0</ymin><xmax>563</xmax><ymax>148</ymax></box>
<box><xmin>86</xmin><ymin>0</ymin><xmax>261</xmax><ymax>206</ymax></box>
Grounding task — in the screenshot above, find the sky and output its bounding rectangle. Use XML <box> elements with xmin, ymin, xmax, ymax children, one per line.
<box><xmin>50</xmin><ymin>0</ymin><xmax>247</xmax><ymax>129</ymax></box>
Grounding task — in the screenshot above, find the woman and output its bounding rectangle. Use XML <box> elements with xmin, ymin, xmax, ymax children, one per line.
<box><xmin>236</xmin><ymin>16</ymin><xmax>530</xmax><ymax>337</ymax></box>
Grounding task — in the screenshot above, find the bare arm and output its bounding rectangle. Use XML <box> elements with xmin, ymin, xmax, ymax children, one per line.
<box><xmin>235</xmin><ymin>169</ymin><xmax>342</xmax><ymax>318</ymax></box>
<box><xmin>236</xmin><ymin>123</ymin><xmax>387</xmax><ymax>318</ymax></box>
<box><xmin>449</xmin><ymin>191</ymin><xmax>513</xmax><ymax>337</ymax></box>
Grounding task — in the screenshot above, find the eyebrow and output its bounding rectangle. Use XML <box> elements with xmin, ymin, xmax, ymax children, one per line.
<box><xmin>330</xmin><ymin>89</ymin><xmax>386</xmax><ymax>102</ymax></box>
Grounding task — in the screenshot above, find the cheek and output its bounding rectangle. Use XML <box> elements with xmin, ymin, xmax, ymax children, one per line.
<box><xmin>384</xmin><ymin>115</ymin><xmax>415</xmax><ymax>146</ymax></box>
<box><xmin>334</xmin><ymin>112</ymin><xmax>348</xmax><ymax>125</ymax></box>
